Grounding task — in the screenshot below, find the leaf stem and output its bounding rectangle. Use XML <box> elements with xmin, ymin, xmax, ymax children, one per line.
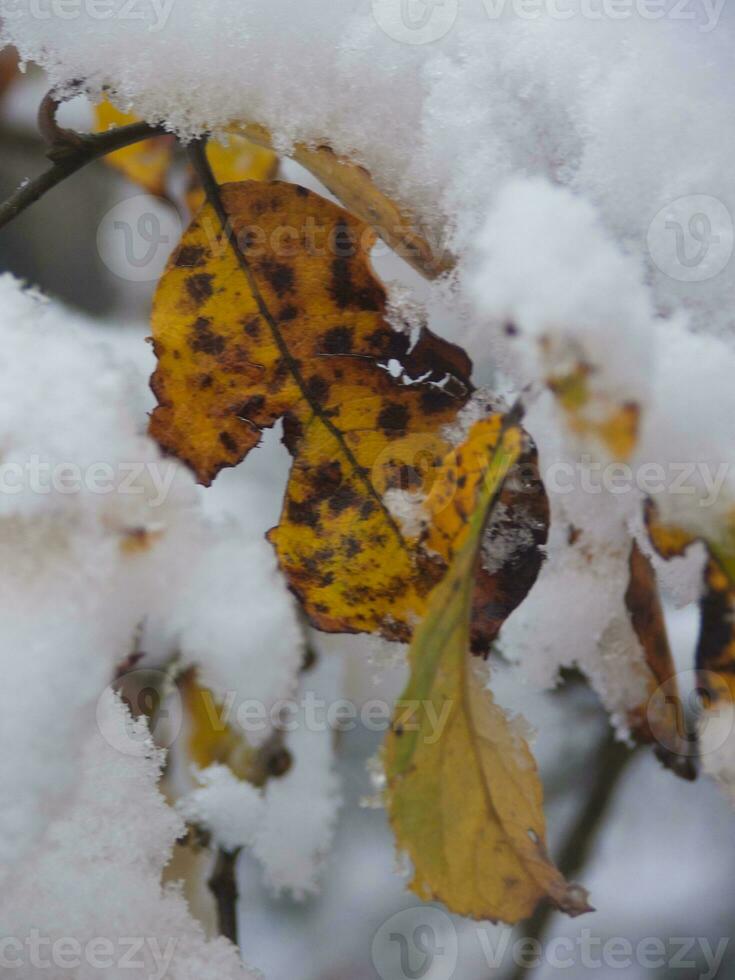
<box><xmin>208</xmin><ymin>847</ymin><xmax>241</xmax><ymax>945</ymax></box>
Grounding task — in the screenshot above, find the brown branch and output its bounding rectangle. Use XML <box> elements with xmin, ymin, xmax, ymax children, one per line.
<box><xmin>208</xmin><ymin>847</ymin><xmax>241</xmax><ymax>945</ymax></box>
<box><xmin>0</xmin><ymin>91</ymin><xmax>167</xmax><ymax>231</ymax></box>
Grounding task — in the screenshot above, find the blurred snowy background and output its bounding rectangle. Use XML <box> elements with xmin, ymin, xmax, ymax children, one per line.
<box><xmin>1</xmin><ymin>38</ymin><xmax>734</xmax><ymax>980</ymax></box>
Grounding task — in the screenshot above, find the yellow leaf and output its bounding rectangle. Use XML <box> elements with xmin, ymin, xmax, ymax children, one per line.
<box><xmin>180</xmin><ymin>669</ymin><xmax>256</xmax><ymax>780</ymax></box>
<box><xmin>149</xmin><ymin>181</ymin><xmax>548</xmax><ymax>648</ymax></box>
<box><xmin>385</xmin><ymin>414</ymin><xmax>591</xmax><ymax>922</ymax></box>
<box><xmin>185</xmin><ymin>137</ymin><xmax>277</xmax><ymax>214</ymax></box>
<box><xmin>546</xmin><ymin>359</ymin><xmax>639</xmax><ymax>461</ymax></box>
<box><xmin>93</xmin><ymin>99</ymin><xmax>174</xmax><ymax>197</ymax></box>
<box><xmin>645</xmin><ymin>502</ymin><xmax>735</xmax><ymax>712</ymax></box>
<box><xmin>229</xmin><ymin>121</ymin><xmax>452</xmax><ymax>279</ymax></box>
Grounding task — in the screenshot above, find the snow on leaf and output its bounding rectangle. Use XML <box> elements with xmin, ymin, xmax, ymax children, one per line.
<box><xmin>385</xmin><ymin>413</ymin><xmax>591</xmax><ymax>923</ymax></box>
<box><xmin>229</xmin><ymin>122</ymin><xmax>450</xmax><ymax>279</ymax></box>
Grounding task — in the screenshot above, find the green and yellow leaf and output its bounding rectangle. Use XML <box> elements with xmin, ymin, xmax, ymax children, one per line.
<box><xmin>385</xmin><ymin>415</ymin><xmax>591</xmax><ymax>922</ymax></box>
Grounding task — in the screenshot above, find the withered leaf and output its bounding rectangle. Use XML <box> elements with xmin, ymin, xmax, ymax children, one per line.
<box><xmin>385</xmin><ymin>414</ymin><xmax>591</xmax><ymax>922</ymax></box>
<box><xmin>645</xmin><ymin>501</ymin><xmax>735</xmax><ymax>714</ymax></box>
<box><xmin>624</xmin><ymin>540</ymin><xmax>696</xmax><ymax>779</ymax></box>
<box><xmin>149</xmin><ymin>180</ymin><xmax>547</xmax><ymax>646</ymax></box>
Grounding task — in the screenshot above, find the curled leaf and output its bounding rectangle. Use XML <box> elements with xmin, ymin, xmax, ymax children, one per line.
<box><xmin>385</xmin><ymin>414</ymin><xmax>591</xmax><ymax>923</ymax></box>
<box><xmin>229</xmin><ymin>122</ymin><xmax>451</xmax><ymax>279</ymax></box>
<box><xmin>624</xmin><ymin>541</ymin><xmax>696</xmax><ymax>779</ymax></box>
<box><xmin>149</xmin><ymin>180</ymin><xmax>547</xmax><ymax>647</ymax></box>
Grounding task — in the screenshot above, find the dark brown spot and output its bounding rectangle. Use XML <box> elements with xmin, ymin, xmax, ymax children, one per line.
<box><xmin>242</xmin><ymin>317</ymin><xmax>261</xmax><ymax>338</ymax></box>
<box><xmin>261</xmin><ymin>259</ymin><xmax>295</xmax><ymax>297</ymax></box>
<box><xmin>420</xmin><ymin>387</ymin><xmax>455</xmax><ymax>415</ymax></box>
<box><xmin>287</xmin><ymin>498</ymin><xmax>319</xmax><ymax>528</ymax></box>
<box><xmin>186</xmin><ymin>273</ymin><xmax>214</xmax><ymax>304</ymax></box>
<box><xmin>330</xmin><ymin>484</ymin><xmax>360</xmax><ymax>515</ymax></box>
<box><xmin>305</xmin><ymin>375</ymin><xmax>330</xmax><ymax>403</ymax></box>
<box><xmin>236</xmin><ymin>394</ymin><xmax>265</xmax><ymax>420</ymax></box>
<box><xmin>219</xmin><ymin>431</ymin><xmax>238</xmax><ymax>454</ymax></box>
<box><xmin>279</xmin><ymin>304</ymin><xmax>298</xmax><ymax>322</ymax></box>
<box><xmin>190</xmin><ymin>317</ymin><xmax>226</xmax><ymax>356</ymax></box>
<box><xmin>322</xmin><ymin>325</ymin><xmax>354</xmax><ymax>355</ymax></box>
<box><xmin>198</xmin><ymin>373</ymin><xmax>213</xmax><ymax>389</ymax></box>
<box><xmin>377</xmin><ymin>402</ymin><xmax>410</xmax><ymax>433</ymax></box>
<box><xmin>175</xmin><ymin>245</ymin><xmax>206</xmax><ymax>268</ymax></box>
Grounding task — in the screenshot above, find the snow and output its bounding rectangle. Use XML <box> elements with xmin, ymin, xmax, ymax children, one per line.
<box><xmin>0</xmin><ymin>275</ymin><xmax>325</xmax><ymax>972</ymax></box>
<box><xmin>2</xmin><ymin>0</ymin><xmax>735</xmax><ymax>959</ymax></box>
<box><xmin>178</xmin><ymin>764</ymin><xmax>266</xmax><ymax>853</ymax></box>
<box><xmin>0</xmin><ymin>691</ymin><xmax>257</xmax><ymax>980</ymax></box>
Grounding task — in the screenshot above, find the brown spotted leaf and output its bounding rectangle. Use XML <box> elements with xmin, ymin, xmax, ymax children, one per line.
<box><xmin>149</xmin><ymin>181</ymin><xmax>547</xmax><ymax>645</ymax></box>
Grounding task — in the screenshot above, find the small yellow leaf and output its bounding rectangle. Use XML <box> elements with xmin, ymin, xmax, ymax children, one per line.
<box><xmin>93</xmin><ymin>99</ymin><xmax>174</xmax><ymax>197</ymax></box>
<box><xmin>180</xmin><ymin>669</ymin><xmax>256</xmax><ymax>781</ymax></box>
<box><xmin>546</xmin><ymin>360</ymin><xmax>639</xmax><ymax>461</ymax></box>
<box><xmin>185</xmin><ymin>137</ymin><xmax>277</xmax><ymax>214</ymax></box>
<box><xmin>385</xmin><ymin>414</ymin><xmax>591</xmax><ymax>923</ymax></box>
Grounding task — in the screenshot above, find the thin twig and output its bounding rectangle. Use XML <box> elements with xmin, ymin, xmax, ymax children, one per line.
<box><xmin>507</xmin><ymin>732</ymin><xmax>636</xmax><ymax>980</ymax></box>
<box><xmin>208</xmin><ymin>847</ymin><xmax>241</xmax><ymax>945</ymax></box>
<box><xmin>0</xmin><ymin>93</ymin><xmax>166</xmax><ymax>231</ymax></box>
